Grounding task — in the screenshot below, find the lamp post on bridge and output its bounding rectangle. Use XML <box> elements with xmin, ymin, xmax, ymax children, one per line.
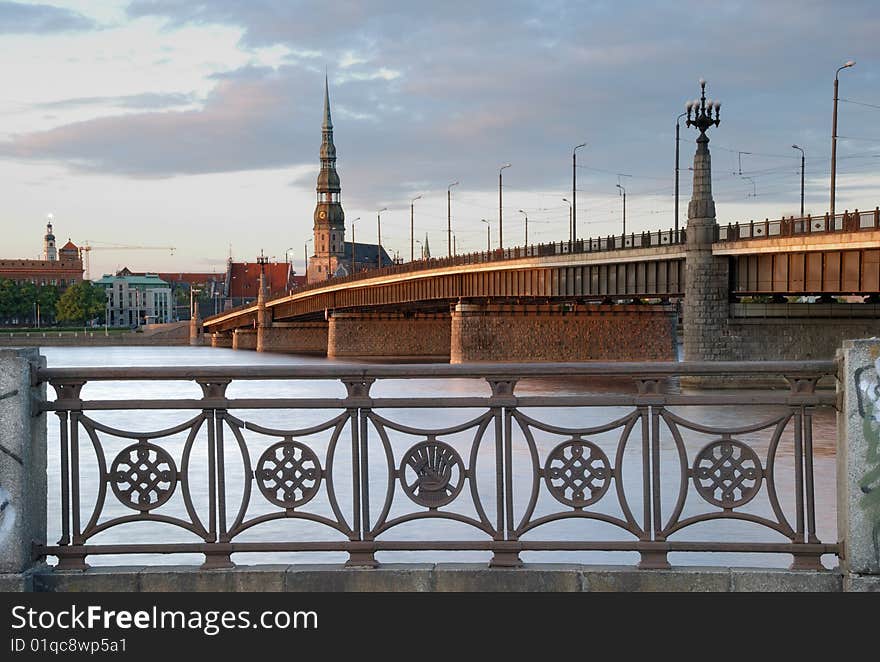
<box><xmin>410</xmin><ymin>194</ymin><xmax>421</xmax><ymax>262</ymax></box>
<box><xmin>377</xmin><ymin>207</ymin><xmax>387</xmax><ymax>269</ymax></box>
<box><xmin>675</xmin><ymin>111</ymin><xmax>687</xmax><ymax>241</ymax></box>
<box><xmin>481</xmin><ymin>219</ymin><xmax>491</xmax><ymax>252</ymax></box>
<box><xmin>499</xmin><ymin>163</ymin><xmax>510</xmax><ymax>250</ymax></box>
<box><xmin>351</xmin><ymin>217</ymin><xmax>360</xmax><ymax>272</ymax></box>
<box><xmin>518</xmin><ymin>209</ymin><xmax>528</xmax><ymax>246</ymax></box>
<box><xmin>572</xmin><ymin>143</ymin><xmax>586</xmax><ymax>242</ymax></box>
<box><xmin>791</xmin><ymin>145</ymin><xmax>805</xmax><ymax>218</ymax></box>
<box><xmin>447</xmin><ymin>181</ymin><xmax>458</xmax><ymax>258</ymax></box>
<box><xmin>614</xmin><ymin>185</ymin><xmax>626</xmax><ymax>237</ymax></box>
<box><xmin>830</xmin><ymin>60</ymin><xmax>855</xmax><ymax>218</ymax></box>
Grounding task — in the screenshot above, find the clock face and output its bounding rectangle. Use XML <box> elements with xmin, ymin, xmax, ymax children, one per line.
<box><xmin>319</xmin><ymin>210</ymin><xmax>326</xmax><ymax>219</ymax></box>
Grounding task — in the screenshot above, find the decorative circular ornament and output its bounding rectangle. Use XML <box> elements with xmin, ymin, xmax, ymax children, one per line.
<box><xmin>544</xmin><ymin>439</ymin><xmax>611</xmax><ymax>508</ymax></box>
<box><xmin>110</xmin><ymin>442</ymin><xmax>177</xmax><ymax>511</ymax></box>
<box><xmin>256</xmin><ymin>440</ymin><xmax>322</xmax><ymax>509</ymax></box>
<box><xmin>692</xmin><ymin>439</ymin><xmax>762</xmax><ymax>508</ymax></box>
<box><xmin>400</xmin><ymin>440</ymin><xmax>465</xmax><ymax>508</ymax></box>
<box><xmin>319</xmin><ymin>210</ymin><xmax>326</xmax><ymax>219</ymax></box>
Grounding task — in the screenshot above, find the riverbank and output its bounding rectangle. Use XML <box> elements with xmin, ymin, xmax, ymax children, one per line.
<box><xmin>0</xmin><ymin>321</ymin><xmax>190</xmax><ymax>346</ymax></box>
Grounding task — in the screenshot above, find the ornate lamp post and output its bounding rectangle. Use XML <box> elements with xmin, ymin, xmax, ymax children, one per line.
<box><xmin>685</xmin><ymin>78</ymin><xmax>721</xmax><ymax>226</ymax></box>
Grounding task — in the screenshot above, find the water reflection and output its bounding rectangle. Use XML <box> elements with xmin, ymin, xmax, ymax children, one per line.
<box><xmin>42</xmin><ymin>346</ymin><xmax>838</xmax><ymax>569</ymax></box>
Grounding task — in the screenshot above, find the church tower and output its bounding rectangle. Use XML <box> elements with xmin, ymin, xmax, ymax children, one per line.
<box><xmin>307</xmin><ymin>75</ymin><xmax>346</xmax><ymax>283</ymax></box>
<box><xmin>44</xmin><ymin>216</ymin><xmax>57</xmax><ymax>261</ymax></box>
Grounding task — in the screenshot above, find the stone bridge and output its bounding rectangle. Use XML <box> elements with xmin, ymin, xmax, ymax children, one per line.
<box><xmin>202</xmin><ymin>209</ymin><xmax>880</xmax><ymax>363</ymax></box>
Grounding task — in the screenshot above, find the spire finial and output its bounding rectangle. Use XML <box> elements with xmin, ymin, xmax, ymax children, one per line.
<box><xmin>323</xmin><ymin>70</ymin><xmax>332</xmax><ymax>130</ymax></box>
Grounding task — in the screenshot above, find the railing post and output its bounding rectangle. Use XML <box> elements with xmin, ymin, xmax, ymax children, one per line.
<box><xmin>874</xmin><ymin>207</ymin><xmax>879</xmax><ymax>229</ymax></box>
<box><xmin>0</xmin><ymin>348</ymin><xmax>46</xmax><ymax>591</ymax></box>
<box><xmin>838</xmin><ymin>338</ymin><xmax>880</xmax><ymax>590</ymax></box>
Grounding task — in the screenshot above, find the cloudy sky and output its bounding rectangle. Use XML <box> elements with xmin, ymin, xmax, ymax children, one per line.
<box><xmin>1</xmin><ymin>1</ymin><xmax>878</xmax><ymax>277</ymax></box>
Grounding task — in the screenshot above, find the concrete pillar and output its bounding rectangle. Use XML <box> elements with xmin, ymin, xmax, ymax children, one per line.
<box><xmin>232</xmin><ymin>328</ymin><xmax>257</xmax><ymax>350</ymax></box>
<box><xmin>838</xmin><ymin>338</ymin><xmax>880</xmax><ymax>591</ymax></box>
<box><xmin>450</xmin><ymin>302</ymin><xmax>676</xmax><ymax>363</ymax></box>
<box><xmin>0</xmin><ymin>348</ymin><xmax>46</xmax><ymax>590</ymax></box>
<box><xmin>683</xmin><ymin>131</ymin><xmax>729</xmax><ymax>362</ymax></box>
<box><xmin>327</xmin><ymin>312</ymin><xmax>451</xmax><ymax>359</ymax></box>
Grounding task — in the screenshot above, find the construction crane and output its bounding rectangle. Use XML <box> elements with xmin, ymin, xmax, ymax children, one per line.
<box><xmin>79</xmin><ymin>241</ymin><xmax>176</xmax><ymax>280</ymax></box>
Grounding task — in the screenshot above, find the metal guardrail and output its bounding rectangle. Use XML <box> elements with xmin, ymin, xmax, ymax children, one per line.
<box><xmin>35</xmin><ymin>361</ymin><xmax>838</xmax><ymax>570</ymax></box>
<box><xmin>718</xmin><ymin>207</ymin><xmax>879</xmax><ymax>242</ymax></box>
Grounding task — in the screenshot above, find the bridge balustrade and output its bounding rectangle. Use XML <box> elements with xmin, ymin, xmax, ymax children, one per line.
<box><xmin>39</xmin><ymin>360</ymin><xmax>836</xmax><ymax>571</ymax></box>
<box><xmin>718</xmin><ymin>207</ymin><xmax>880</xmax><ymax>242</ymax></box>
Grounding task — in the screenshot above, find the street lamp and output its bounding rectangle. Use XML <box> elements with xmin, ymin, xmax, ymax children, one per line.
<box><xmin>410</xmin><ymin>194</ymin><xmax>422</xmax><ymax>262</ymax></box>
<box><xmin>481</xmin><ymin>218</ymin><xmax>491</xmax><ymax>252</ymax></box>
<box><xmin>562</xmin><ymin>198</ymin><xmax>572</xmax><ymax>243</ymax></box>
<box><xmin>572</xmin><ymin>143</ymin><xmax>586</xmax><ymax>242</ymax></box>
<box><xmin>615</xmin><ymin>185</ymin><xmax>626</xmax><ymax>237</ymax></box>
<box><xmin>351</xmin><ymin>217</ymin><xmax>360</xmax><ymax>272</ymax></box>
<box><xmin>742</xmin><ymin>176</ymin><xmax>756</xmax><ymax>198</ymax></box>
<box><xmin>792</xmin><ymin>145</ymin><xmax>805</xmax><ymax>217</ymax></box>
<box><xmin>518</xmin><ymin>209</ymin><xmax>528</xmax><ymax>246</ymax></box>
<box><xmin>831</xmin><ymin>60</ymin><xmax>856</xmax><ymax>217</ymax></box>
<box><xmin>499</xmin><ymin>163</ymin><xmax>511</xmax><ymax>250</ymax></box>
<box><xmin>674</xmin><ymin>111</ymin><xmax>687</xmax><ymax>240</ymax></box>
<box><xmin>447</xmin><ymin>181</ymin><xmax>459</xmax><ymax>257</ymax></box>
<box><xmin>415</xmin><ymin>239</ymin><xmax>423</xmax><ymax>260</ymax></box>
<box><xmin>377</xmin><ymin>207</ymin><xmax>387</xmax><ymax>269</ymax></box>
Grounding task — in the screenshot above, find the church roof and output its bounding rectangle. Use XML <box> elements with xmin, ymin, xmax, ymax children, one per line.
<box><xmin>343</xmin><ymin>241</ymin><xmax>392</xmax><ymax>265</ymax></box>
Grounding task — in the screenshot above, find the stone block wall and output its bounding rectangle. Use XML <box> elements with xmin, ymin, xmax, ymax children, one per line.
<box><xmin>726</xmin><ymin>318</ymin><xmax>880</xmax><ymax>361</ymax></box>
<box><xmin>258</xmin><ymin>322</ymin><xmax>328</xmax><ymax>355</ymax></box>
<box><xmin>327</xmin><ymin>313</ymin><xmax>450</xmax><ymax>359</ymax></box>
<box><xmin>450</xmin><ymin>304</ymin><xmax>676</xmax><ymax>363</ymax></box>
<box><xmin>232</xmin><ymin>328</ymin><xmax>257</xmax><ymax>350</ymax></box>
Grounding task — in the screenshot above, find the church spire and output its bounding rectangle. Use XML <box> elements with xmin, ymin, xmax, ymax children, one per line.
<box><xmin>322</xmin><ymin>73</ymin><xmax>332</xmax><ymax>131</ymax></box>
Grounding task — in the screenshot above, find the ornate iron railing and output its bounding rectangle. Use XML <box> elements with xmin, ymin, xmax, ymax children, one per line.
<box><xmin>717</xmin><ymin>207</ymin><xmax>879</xmax><ymax>242</ymax></box>
<box><xmin>36</xmin><ymin>361</ymin><xmax>838</xmax><ymax>571</ymax></box>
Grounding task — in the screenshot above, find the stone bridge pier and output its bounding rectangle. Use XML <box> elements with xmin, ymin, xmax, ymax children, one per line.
<box><xmin>327</xmin><ymin>311</ymin><xmax>450</xmax><ymax>360</ymax></box>
<box><xmin>450</xmin><ymin>302</ymin><xmax>677</xmax><ymax>363</ymax></box>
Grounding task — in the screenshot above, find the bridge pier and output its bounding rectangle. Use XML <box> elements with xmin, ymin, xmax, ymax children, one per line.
<box><xmin>450</xmin><ymin>302</ymin><xmax>676</xmax><ymax>363</ymax></box>
<box><xmin>327</xmin><ymin>312</ymin><xmax>450</xmax><ymax>360</ymax></box>
<box><xmin>258</xmin><ymin>322</ymin><xmax>329</xmax><ymax>355</ymax></box>
<box><xmin>211</xmin><ymin>332</ymin><xmax>233</xmax><ymax>348</ymax></box>
<box><xmin>232</xmin><ymin>328</ymin><xmax>257</xmax><ymax>350</ymax></box>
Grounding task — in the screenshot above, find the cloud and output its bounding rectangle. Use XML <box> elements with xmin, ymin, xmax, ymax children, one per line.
<box><xmin>3</xmin><ymin>0</ymin><xmax>879</xmax><ymax>219</ymax></box>
<box><xmin>34</xmin><ymin>91</ymin><xmax>199</xmax><ymax>111</ymax></box>
<box><xmin>0</xmin><ymin>1</ymin><xmax>97</xmax><ymax>33</ymax></box>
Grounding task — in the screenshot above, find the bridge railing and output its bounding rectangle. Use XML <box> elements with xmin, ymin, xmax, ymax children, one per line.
<box><xmin>717</xmin><ymin>207</ymin><xmax>880</xmax><ymax>242</ymax></box>
<box><xmin>37</xmin><ymin>360</ymin><xmax>837</xmax><ymax>570</ymax></box>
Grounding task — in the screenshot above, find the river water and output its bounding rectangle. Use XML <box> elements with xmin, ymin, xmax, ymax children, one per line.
<box><xmin>41</xmin><ymin>346</ymin><xmax>838</xmax><ymax>569</ymax></box>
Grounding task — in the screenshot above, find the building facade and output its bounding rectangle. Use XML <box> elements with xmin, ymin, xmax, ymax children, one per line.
<box><xmin>306</xmin><ymin>77</ymin><xmax>391</xmax><ymax>284</ymax></box>
<box><xmin>0</xmin><ymin>222</ymin><xmax>83</xmax><ymax>289</ymax></box>
<box><xmin>94</xmin><ymin>271</ymin><xmax>172</xmax><ymax>327</ymax></box>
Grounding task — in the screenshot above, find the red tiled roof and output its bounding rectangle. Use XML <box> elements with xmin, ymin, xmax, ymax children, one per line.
<box><xmin>228</xmin><ymin>262</ymin><xmax>291</xmax><ymax>298</ymax></box>
<box><xmin>60</xmin><ymin>240</ymin><xmax>78</xmax><ymax>250</ymax></box>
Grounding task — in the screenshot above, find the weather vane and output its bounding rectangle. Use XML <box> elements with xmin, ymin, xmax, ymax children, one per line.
<box><xmin>685</xmin><ymin>78</ymin><xmax>721</xmax><ymax>135</ymax></box>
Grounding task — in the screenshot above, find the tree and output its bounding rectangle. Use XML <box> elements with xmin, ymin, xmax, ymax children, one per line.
<box><xmin>56</xmin><ymin>282</ymin><xmax>106</xmax><ymax>326</ymax></box>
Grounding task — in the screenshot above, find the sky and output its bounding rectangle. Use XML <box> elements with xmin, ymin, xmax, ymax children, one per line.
<box><xmin>0</xmin><ymin>1</ymin><xmax>878</xmax><ymax>278</ymax></box>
